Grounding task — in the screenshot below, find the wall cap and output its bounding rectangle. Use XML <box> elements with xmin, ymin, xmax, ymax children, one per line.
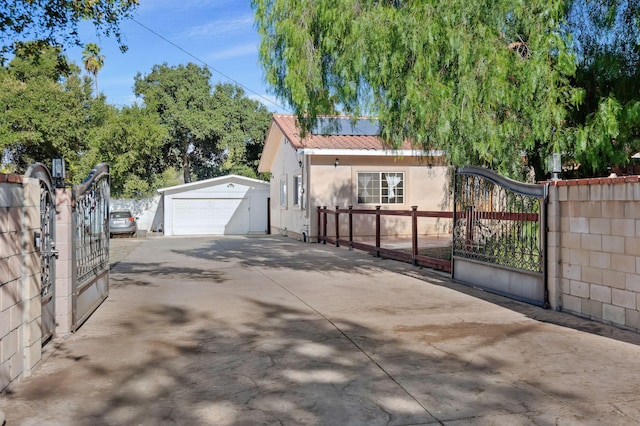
<box><xmin>546</xmin><ymin>175</ymin><xmax>640</xmax><ymax>186</ymax></box>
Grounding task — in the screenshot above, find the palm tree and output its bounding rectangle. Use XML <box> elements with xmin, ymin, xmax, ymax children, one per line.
<box><xmin>82</xmin><ymin>43</ymin><xmax>104</xmax><ymax>95</ymax></box>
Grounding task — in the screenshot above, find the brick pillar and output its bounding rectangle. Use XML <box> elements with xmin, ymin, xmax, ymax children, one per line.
<box><xmin>55</xmin><ymin>188</ymin><xmax>74</xmax><ymax>335</ymax></box>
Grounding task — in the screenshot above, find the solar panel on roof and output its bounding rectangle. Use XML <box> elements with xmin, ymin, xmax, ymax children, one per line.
<box><xmin>311</xmin><ymin>118</ymin><xmax>381</xmax><ymax>136</ymax></box>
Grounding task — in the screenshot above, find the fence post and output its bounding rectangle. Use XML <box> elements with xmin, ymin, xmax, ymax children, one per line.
<box><xmin>465</xmin><ymin>205</ymin><xmax>474</xmax><ymax>250</ymax></box>
<box><xmin>334</xmin><ymin>206</ymin><xmax>340</xmax><ymax>247</ymax></box>
<box><xmin>348</xmin><ymin>205</ymin><xmax>353</xmax><ymax>250</ymax></box>
<box><xmin>412</xmin><ymin>206</ymin><xmax>418</xmax><ymax>265</ymax></box>
<box><xmin>375</xmin><ymin>206</ymin><xmax>381</xmax><ymax>257</ymax></box>
<box><xmin>317</xmin><ymin>206</ymin><xmax>321</xmax><ymax>243</ymax></box>
<box><xmin>322</xmin><ymin>206</ymin><xmax>328</xmax><ymax>244</ymax></box>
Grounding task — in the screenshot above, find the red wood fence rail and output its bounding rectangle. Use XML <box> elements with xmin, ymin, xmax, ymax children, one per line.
<box><xmin>316</xmin><ymin>206</ymin><xmax>540</xmax><ymax>274</ymax></box>
<box><xmin>317</xmin><ymin>206</ymin><xmax>453</xmax><ymax>273</ymax></box>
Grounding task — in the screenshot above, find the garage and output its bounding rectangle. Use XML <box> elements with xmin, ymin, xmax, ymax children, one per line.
<box><xmin>158</xmin><ymin>175</ymin><xmax>270</xmax><ymax>236</ymax></box>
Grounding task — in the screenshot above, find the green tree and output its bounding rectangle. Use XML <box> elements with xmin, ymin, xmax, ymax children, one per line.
<box><xmin>134</xmin><ymin>64</ymin><xmax>272</xmax><ymax>183</ymax></box>
<box><xmin>82</xmin><ymin>43</ymin><xmax>105</xmax><ymax>95</ymax></box>
<box><xmin>193</xmin><ymin>82</ymin><xmax>272</xmax><ymax>179</ymax></box>
<box><xmin>81</xmin><ymin>104</ymin><xmax>170</xmax><ymax>197</ymax></box>
<box><xmin>0</xmin><ymin>42</ymin><xmax>101</xmax><ymax>177</ymax></box>
<box><xmin>252</xmin><ymin>0</ymin><xmax>582</xmax><ymax>179</ymax></box>
<box><xmin>0</xmin><ymin>0</ymin><xmax>138</xmax><ymax>61</ymax></box>
<box><xmin>134</xmin><ymin>63</ymin><xmax>218</xmax><ymax>184</ymax></box>
<box><xmin>564</xmin><ymin>0</ymin><xmax>640</xmax><ymax>175</ymax></box>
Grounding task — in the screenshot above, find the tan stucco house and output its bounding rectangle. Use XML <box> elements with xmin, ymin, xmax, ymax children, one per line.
<box><xmin>258</xmin><ymin>114</ymin><xmax>450</xmax><ymax>242</ymax></box>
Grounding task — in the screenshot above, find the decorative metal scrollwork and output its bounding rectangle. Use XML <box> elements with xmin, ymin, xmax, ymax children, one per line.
<box><xmin>74</xmin><ymin>164</ymin><xmax>110</xmax><ymax>288</ymax></box>
<box><xmin>453</xmin><ymin>167</ymin><xmax>545</xmax><ymax>273</ymax></box>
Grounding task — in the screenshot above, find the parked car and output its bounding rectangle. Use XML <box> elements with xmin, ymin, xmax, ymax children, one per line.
<box><xmin>109</xmin><ymin>210</ymin><xmax>137</xmax><ymax>238</ymax></box>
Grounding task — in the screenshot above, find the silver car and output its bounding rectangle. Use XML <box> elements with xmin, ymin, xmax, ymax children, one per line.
<box><xmin>109</xmin><ymin>210</ymin><xmax>137</xmax><ymax>238</ymax></box>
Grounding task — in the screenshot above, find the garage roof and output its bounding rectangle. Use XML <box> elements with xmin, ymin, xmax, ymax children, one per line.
<box><xmin>157</xmin><ymin>174</ymin><xmax>269</xmax><ymax>195</ymax></box>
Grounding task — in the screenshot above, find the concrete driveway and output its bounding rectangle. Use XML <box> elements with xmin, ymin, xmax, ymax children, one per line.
<box><xmin>2</xmin><ymin>236</ymin><xmax>640</xmax><ymax>425</ymax></box>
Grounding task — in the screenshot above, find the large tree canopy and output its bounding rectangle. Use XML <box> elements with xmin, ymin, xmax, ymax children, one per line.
<box><xmin>564</xmin><ymin>0</ymin><xmax>640</xmax><ymax>175</ymax></box>
<box><xmin>253</xmin><ymin>0</ymin><xmax>582</xmax><ymax>179</ymax></box>
<box><xmin>0</xmin><ymin>42</ymin><xmax>101</xmax><ymax>177</ymax></box>
<box><xmin>134</xmin><ymin>63</ymin><xmax>220</xmax><ymax>184</ymax></box>
<box><xmin>81</xmin><ymin>104</ymin><xmax>171</xmax><ymax>197</ymax></box>
<box><xmin>134</xmin><ymin>63</ymin><xmax>272</xmax><ymax>184</ymax></box>
<box><xmin>0</xmin><ymin>0</ymin><xmax>138</xmax><ymax>61</ymax></box>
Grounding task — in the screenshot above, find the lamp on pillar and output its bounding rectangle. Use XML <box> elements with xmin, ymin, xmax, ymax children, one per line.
<box><xmin>52</xmin><ymin>157</ymin><xmax>66</xmax><ymax>188</ymax></box>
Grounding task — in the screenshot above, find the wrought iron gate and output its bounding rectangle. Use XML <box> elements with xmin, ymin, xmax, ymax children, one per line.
<box><xmin>72</xmin><ymin>163</ymin><xmax>110</xmax><ymax>331</ymax></box>
<box><xmin>453</xmin><ymin>166</ymin><xmax>548</xmax><ymax>306</ymax></box>
<box><xmin>25</xmin><ymin>163</ymin><xmax>58</xmax><ymax>344</ymax></box>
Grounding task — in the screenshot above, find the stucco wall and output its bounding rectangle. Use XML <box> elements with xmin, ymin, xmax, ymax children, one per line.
<box><xmin>308</xmin><ymin>157</ymin><xmax>450</xmax><ymax>239</ymax></box>
<box><xmin>0</xmin><ymin>174</ymin><xmax>42</xmax><ymax>391</ymax></box>
<box><xmin>265</xmin><ymin>133</ymin><xmax>452</xmax><ymax>242</ymax></box>
<box><xmin>548</xmin><ymin>176</ymin><xmax>640</xmax><ymax>331</ymax></box>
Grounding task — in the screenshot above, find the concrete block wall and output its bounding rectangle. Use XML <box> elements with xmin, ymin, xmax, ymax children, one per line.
<box><xmin>0</xmin><ymin>174</ymin><xmax>42</xmax><ymax>392</ymax></box>
<box><xmin>548</xmin><ymin>176</ymin><xmax>640</xmax><ymax>331</ymax></box>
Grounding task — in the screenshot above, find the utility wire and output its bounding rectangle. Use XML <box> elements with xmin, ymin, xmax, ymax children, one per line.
<box><xmin>131</xmin><ymin>18</ymin><xmax>291</xmax><ymax>113</ymax></box>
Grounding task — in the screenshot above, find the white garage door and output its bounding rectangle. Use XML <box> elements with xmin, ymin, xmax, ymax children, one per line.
<box><xmin>172</xmin><ymin>198</ymin><xmax>248</xmax><ymax>235</ymax></box>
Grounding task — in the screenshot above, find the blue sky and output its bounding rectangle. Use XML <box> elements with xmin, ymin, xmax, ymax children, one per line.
<box><xmin>66</xmin><ymin>0</ymin><xmax>286</xmax><ymax>112</ymax></box>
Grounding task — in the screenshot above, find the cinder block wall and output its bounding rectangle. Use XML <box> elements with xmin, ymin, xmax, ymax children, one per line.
<box><xmin>548</xmin><ymin>176</ymin><xmax>640</xmax><ymax>331</ymax></box>
<box><xmin>0</xmin><ymin>174</ymin><xmax>42</xmax><ymax>391</ymax></box>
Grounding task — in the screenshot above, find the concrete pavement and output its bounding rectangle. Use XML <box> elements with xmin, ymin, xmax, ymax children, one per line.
<box><xmin>1</xmin><ymin>235</ymin><xmax>640</xmax><ymax>425</ymax></box>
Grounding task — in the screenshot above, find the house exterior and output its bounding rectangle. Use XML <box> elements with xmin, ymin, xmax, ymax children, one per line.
<box><xmin>157</xmin><ymin>174</ymin><xmax>270</xmax><ymax>236</ymax></box>
<box><xmin>258</xmin><ymin>114</ymin><xmax>450</xmax><ymax>241</ymax></box>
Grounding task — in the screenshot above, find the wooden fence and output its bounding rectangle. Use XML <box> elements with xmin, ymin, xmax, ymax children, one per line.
<box><xmin>317</xmin><ymin>206</ymin><xmax>453</xmax><ymax>273</ymax></box>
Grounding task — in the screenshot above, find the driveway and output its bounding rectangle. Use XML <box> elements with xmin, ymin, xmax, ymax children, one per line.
<box><xmin>2</xmin><ymin>236</ymin><xmax>640</xmax><ymax>425</ymax></box>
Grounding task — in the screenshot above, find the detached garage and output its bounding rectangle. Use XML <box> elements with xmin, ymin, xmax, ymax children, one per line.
<box><xmin>158</xmin><ymin>175</ymin><xmax>270</xmax><ymax>236</ymax></box>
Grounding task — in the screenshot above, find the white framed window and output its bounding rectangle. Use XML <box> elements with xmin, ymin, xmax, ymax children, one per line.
<box><xmin>293</xmin><ymin>175</ymin><xmax>303</xmax><ymax>208</ymax></box>
<box><xmin>357</xmin><ymin>172</ymin><xmax>404</xmax><ymax>204</ymax></box>
<box><xmin>280</xmin><ymin>177</ymin><xmax>287</xmax><ymax>208</ymax></box>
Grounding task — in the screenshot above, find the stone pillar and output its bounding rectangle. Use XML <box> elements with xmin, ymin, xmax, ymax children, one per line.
<box><xmin>55</xmin><ymin>188</ymin><xmax>74</xmax><ymax>335</ymax></box>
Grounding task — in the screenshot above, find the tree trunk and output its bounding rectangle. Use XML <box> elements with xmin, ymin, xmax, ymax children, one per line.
<box><xmin>182</xmin><ymin>139</ymin><xmax>191</xmax><ymax>183</ymax></box>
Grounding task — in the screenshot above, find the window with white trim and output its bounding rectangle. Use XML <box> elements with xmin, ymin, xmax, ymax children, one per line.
<box><xmin>280</xmin><ymin>177</ymin><xmax>287</xmax><ymax>207</ymax></box>
<box><xmin>293</xmin><ymin>175</ymin><xmax>303</xmax><ymax>208</ymax></box>
<box><xmin>357</xmin><ymin>172</ymin><xmax>404</xmax><ymax>204</ymax></box>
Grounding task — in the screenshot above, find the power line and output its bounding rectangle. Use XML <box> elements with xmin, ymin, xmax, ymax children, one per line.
<box><xmin>131</xmin><ymin>18</ymin><xmax>290</xmax><ymax>113</ymax></box>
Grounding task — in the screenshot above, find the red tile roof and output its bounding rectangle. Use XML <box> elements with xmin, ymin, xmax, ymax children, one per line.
<box><xmin>272</xmin><ymin>114</ymin><xmax>415</xmax><ymax>151</ymax></box>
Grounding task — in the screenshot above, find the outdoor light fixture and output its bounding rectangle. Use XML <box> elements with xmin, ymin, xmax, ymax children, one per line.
<box><xmin>52</xmin><ymin>157</ymin><xmax>66</xmax><ymax>188</ymax></box>
<box><xmin>298</xmin><ymin>159</ymin><xmax>303</xmax><ymax>168</ymax></box>
<box><xmin>334</xmin><ymin>158</ymin><xmax>340</xmax><ymax>168</ymax></box>
<box><xmin>551</xmin><ymin>153</ymin><xmax>562</xmax><ymax>181</ymax></box>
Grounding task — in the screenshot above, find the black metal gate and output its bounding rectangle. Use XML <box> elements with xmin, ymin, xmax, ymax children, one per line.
<box><xmin>453</xmin><ymin>166</ymin><xmax>548</xmax><ymax>306</ymax></box>
<box><xmin>72</xmin><ymin>163</ymin><xmax>110</xmax><ymax>331</ymax></box>
<box><xmin>25</xmin><ymin>163</ymin><xmax>58</xmax><ymax>344</ymax></box>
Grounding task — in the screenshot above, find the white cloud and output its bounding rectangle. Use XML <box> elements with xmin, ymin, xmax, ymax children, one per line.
<box><xmin>182</xmin><ymin>15</ymin><xmax>254</xmax><ymax>39</ymax></box>
<box><xmin>207</xmin><ymin>43</ymin><xmax>257</xmax><ymax>60</ymax></box>
<box><xmin>249</xmin><ymin>93</ymin><xmax>290</xmax><ymax>113</ymax></box>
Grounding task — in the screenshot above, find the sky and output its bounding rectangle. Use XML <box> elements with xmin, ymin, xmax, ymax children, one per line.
<box><xmin>66</xmin><ymin>0</ymin><xmax>287</xmax><ymax>112</ymax></box>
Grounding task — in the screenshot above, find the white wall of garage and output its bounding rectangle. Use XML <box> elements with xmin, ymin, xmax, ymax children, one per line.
<box><xmin>158</xmin><ymin>175</ymin><xmax>270</xmax><ymax>236</ymax></box>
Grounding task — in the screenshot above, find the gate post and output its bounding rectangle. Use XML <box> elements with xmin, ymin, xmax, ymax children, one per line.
<box><xmin>54</xmin><ymin>188</ymin><xmax>74</xmax><ymax>335</ymax></box>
